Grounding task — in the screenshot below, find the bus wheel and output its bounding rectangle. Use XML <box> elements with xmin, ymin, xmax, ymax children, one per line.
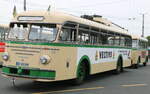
<box><xmin>114</xmin><ymin>58</ymin><xmax>122</xmax><ymax>74</ymax></box>
<box><xmin>135</xmin><ymin>57</ymin><xmax>140</xmax><ymax>69</ymax></box>
<box><xmin>143</xmin><ymin>56</ymin><xmax>148</xmax><ymax>66</ymax></box>
<box><xmin>143</xmin><ymin>62</ymin><xmax>147</xmax><ymax>66</ymax></box>
<box><xmin>74</xmin><ymin>63</ymin><xmax>86</xmax><ymax>85</ymax></box>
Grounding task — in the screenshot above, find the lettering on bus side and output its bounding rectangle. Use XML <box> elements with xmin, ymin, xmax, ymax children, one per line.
<box><xmin>118</xmin><ymin>50</ymin><xmax>131</xmax><ymax>56</ymax></box>
<box><xmin>95</xmin><ymin>51</ymin><xmax>113</xmax><ymax>60</ymax></box>
<box><xmin>118</xmin><ymin>50</ymin><xmax>131</xmax><ymax>59</ymax></box>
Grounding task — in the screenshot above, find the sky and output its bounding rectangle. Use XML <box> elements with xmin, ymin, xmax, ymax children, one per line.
<box><xmin>0</xmin><ymin>0</ymin><xmax>150</xmax><ymax>37</ymax></box>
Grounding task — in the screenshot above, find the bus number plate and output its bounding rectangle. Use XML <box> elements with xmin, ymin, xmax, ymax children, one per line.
<box><xmin>16</xmin><ymin>62</ymin><xmax>29</xmax><ymax>67</ymax></box>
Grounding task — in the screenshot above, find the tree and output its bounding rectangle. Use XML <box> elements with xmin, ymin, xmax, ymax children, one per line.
<box><xmin>146</xmin><ymin>36</ymin><xmax>150</xmax><ymax>47</ymax></box>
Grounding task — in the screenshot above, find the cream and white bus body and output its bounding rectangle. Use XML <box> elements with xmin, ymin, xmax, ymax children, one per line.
<box><xmin>131</xmin><ymin>35</ymin><xmax>148</xmax><ymax>68</ymax></box>
<box><xmin>2</xmin><ymin>10</ymin><xmax>132</xmax><ymax>83</ymax></box>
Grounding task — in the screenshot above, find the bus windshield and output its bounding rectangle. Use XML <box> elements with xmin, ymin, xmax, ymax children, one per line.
<box><xmin>8</xmin><ymin>24</ymin><xmax>28</xmax><ymax>40</ymax></box>
<box><xmin>8</xmin><ymin>23</ymin><xmax>58</xmax><ymax>42</ymax></box>
<box><xmin>29</xmin><ymin>24</ymin><xmax>57</xmax><ymax>42</ymax></box>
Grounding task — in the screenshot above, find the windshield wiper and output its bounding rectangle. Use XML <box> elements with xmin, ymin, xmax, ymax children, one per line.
<box><xmin>33</xmin><ymin>39</ymin><xmax>48</xmax><ymax>41</ymax></box>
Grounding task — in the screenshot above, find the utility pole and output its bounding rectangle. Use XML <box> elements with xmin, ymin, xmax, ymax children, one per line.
<box><xmin>141</xmin><ymin>14</ymin><xmax>145</xmax><ymax>37</ymax></box>
<box><xmin>24</xmin><ymin>0</ymin><xmax>26</xmax><ymax>11</ymax></box>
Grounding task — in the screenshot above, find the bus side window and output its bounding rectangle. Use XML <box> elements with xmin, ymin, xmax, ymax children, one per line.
<box><xmin>70</xmin><ymin>29</ymin><xmax>77</xmax><ymax>41</ymax></box>
<box><xmin>120</xmin><ymin>36</ymin><xmax>125</xmax><ymax>46</ymax></box>
<box><xmin>60</xmin><ymin>28</ymin><xmax>69</xmax><ymax>41</ymax></box>
<box><xmin>78</xmin><ymin>30</ymin><xmax>89</xmax><ymax>44</ymax></box>
<box><xmin>60</xmin><ymin>28</ymin><xmax>77</xmax><ymax>42</ymax></box>
<box><xmin>59</xmin><ymin>22</ymin><xmax>78</xmax><ymax>42</ymax></box>
<box><xmin>108</xmin><ymin>36</ymin><xmax>115</xmax><ymax>45</ymax></box>
<box><xmin>125</xmin><ymin>37</ymin><xmax>132</xmax><ymax>47</ymax></box>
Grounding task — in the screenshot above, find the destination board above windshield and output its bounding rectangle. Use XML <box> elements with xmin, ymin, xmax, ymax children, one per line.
<box><xmin>18</xmin><ymin>16</ymin><xmax>44</xmax><ymax>21</ymax></box>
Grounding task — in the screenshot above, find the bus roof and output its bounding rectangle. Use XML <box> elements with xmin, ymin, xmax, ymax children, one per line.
<box><xmin>132</xmin><ymin>35</ymin><xmax>148</xmax><ymax>42</ymax></box>
<box><xmin>12</xmin><ymin>10</ymin><xmax>131</xmax><ymax>36</ymax></box>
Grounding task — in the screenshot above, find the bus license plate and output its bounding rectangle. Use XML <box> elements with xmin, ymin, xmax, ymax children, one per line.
<box><xmin>16</xmin><ymin>62</ymin><xmax>29</xmax><ymax>67</ymax></box>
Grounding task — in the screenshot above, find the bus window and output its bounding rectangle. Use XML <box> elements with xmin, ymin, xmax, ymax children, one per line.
<box><xmin>59</xmin><ymin>28</ymin><xmax>70</xmax><ymax>41</ymax></box>
<box><xmin>59</xmin><ymin>22</ymin><xmax>77</xmax><ymax>42</ymax></box>
<box><xmin>90</xmin><ymin>33</ymin><xmax>98</xmax><ymax>44</ymax></box>
<box><xmin>132</xmin><ymin>39</ymin><xmax>138</xmax><ymax>48</ymax></box>
<box><xmin>124</xmin><ymin>36</ymin><xmax>132</xmax><ymax>47</ymax></box>
<box><xmin>78</xmin><ymin>30</ymin><xmax>89</xmax><ymax>44</ymax></box>
<box><xmin>8</xmin><ymin>24</ymin><xmax>28</xmax><ymax>40</ymax></box>
<box><xmin>114</xmin><ymin>36</ymin><xmax>120</xmax><ymax>46</ymax></box>
<box><xmin>108</xmin><ymin>36</ymin><xmax>115</xmax><ymax>45</ymax></box>
<box><xmin>60</xmin><ymin>28</ymin><xmax>77</xmax><ymax>42</ymax></box>
<box><xmin>120</xmin><ymin>37</ymin><xmax>125</xmax><ymax>46</ymax></box>
<box><xmin>89</xmin><ymin>27</ymin><xmax>100</xmax><ymax>44</ymax></box>
<box><xmin>29</xmin><ymin>24</ymin><xmax>57</xmax><ymax>41</ymax></box>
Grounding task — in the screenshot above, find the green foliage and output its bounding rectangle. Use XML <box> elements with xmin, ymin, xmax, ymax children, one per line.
<box><xmin>146</xmin><ymin>36</ymin><xmax>150</xmax><ymax>46</ymax></box>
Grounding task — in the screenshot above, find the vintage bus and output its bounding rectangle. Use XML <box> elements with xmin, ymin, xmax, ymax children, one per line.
<box><xmin>0</xmin><ymin>24</ymin><xmax>9</xmax><ymax>68</ymax></box>
<box><xmin>2</xmin><ymin>10</ymin><xmax>132</xmax><ymax>84</ymax></box>
<box><xmin>131</xmin><ymin>35</ymin><xmax>148</xmax><ymax>68</ymax></box>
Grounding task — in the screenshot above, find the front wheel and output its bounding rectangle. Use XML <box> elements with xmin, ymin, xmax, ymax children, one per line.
<box><xmin>73</xmin><ymin>63</ymin><xmax>86</xmax><ymax>85</ymax></box>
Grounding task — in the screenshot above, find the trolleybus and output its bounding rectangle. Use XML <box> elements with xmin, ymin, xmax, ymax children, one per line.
<box><xmin>131</xmin><ymin>35</ymin><xmax>148</xmax><ymax>68</ymax></box>
<box><xmin>2</xmin><ymin>10</ymin><xmax>132</xmax><ymax>84</ymax></box>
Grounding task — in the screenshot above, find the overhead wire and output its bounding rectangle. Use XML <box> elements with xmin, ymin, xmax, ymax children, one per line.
<box><xmin>0</xmin><ymin>0</ymin><xmax>148</xmax><ymax>25</ymax></box>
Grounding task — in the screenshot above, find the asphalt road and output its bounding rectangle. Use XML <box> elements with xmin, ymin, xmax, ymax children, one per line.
<box><xmin>0</xmin><ymin>63</ymin><xmax>150</xmax><ymax>94</ymax></box>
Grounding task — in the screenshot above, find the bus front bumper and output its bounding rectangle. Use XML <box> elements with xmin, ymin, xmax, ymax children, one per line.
<box><xmin>2</xmin><ymin>66</ymin><xmax>56</xmax><ymax>80</ymax></box>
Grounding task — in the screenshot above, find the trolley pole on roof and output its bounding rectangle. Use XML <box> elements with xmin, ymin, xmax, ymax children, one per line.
<box><xmin>24</xmin><ymin>0</ymin><xmax>26</xmax><ymax>11</ymax></box>
<box><xmin>141</xmin><ymin>14</ymin><xmax>145</xmax><ymax>37</ymax></box>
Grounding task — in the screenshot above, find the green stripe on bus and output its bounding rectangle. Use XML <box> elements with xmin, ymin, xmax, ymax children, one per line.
<box><xmin>30</xmin><ymin>70</ymin><xmax>56</xmax><ymax>78</ymax></box>
<box><xmin>132</xmin><ymin>48</ymin><xmax>148</xmax><ymax>50</ymax></box>
<box><xmin>2</xmin><ymin>66</ymin><xmax>56</xmax><ymax>78</ymax></box>
<box><xmin>2</xmin><ymin>67</ymin><xmax>10</xmax><ymax>73</ymax></box>
<box><xmin>5</xmin><ymin>41</ymin><xmax>132</xmax><ymax>49</ymax></box>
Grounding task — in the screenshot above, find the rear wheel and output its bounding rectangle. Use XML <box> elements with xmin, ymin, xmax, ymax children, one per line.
<box><xmin>135</xmin><ymin>57</ymin><xmax>140</xmax><ymax>69</ymax></box>
<box><xmin>143</xmin><ymin>62</ymin><xmax>147</xmax><ymax>66</ymax></box>
<box><xmin>114</xmin><ymin>58</ymin><xmax>123</xmax><ymax>74</ymax></box>
<box><xmin>143</xmin><ymin>56</ymin><xmax>148</xmax><ymax>66</ymax></box>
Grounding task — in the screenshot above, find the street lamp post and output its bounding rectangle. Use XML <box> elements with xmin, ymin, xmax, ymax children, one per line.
<box><xmin>24</xmin><ymin>0</ymin><xmax>26</xmax><ymax>11</ymax></box>
<box><xmin>141</xmin><ymin>14</ymin><xmax>145</xmax><ymax>37</ymax></box>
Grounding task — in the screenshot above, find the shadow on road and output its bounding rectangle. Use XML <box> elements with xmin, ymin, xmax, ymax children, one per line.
<box><xmin>5</xmin><ymin>69</ymin><xmax>131</xmax><ymax>94</ymax></box>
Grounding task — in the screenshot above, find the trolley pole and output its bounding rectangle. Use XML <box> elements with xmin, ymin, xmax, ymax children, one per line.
<box><xmin>24</xmin><ymin>0</ymin><xmax>26</xmax><ymax>11</ymax></box>
<box><xmin>141</xmin><ymin>14</ymin><xmax>145</xmax><ymax>37</ymax></box>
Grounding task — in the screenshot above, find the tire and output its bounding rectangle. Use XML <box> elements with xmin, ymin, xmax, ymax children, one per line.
<box><xmin>135</xmin><ymin>57</ymin><xmax>140</xmax><ymax>69</ymax></box>
<box><xmin>143</xmin><ymin>62</ymin><xmax>147</xmax><ymax>66</ymax></box>
<box><xmin>143</xmin><ymin>56</ymin><xmax>148</xmax><ymax>66</ymax></box>
<box><xmin>114</xmin><ymin>58</ymin><xmax>122</xmax><ymax>74</ymax></box>
<box><xmin>134</xmin><ymin>63</ymin><xmax>139</xmax><ymax>69</ymax></box>
<box><xmin>73</xmin><ymin>63</ymin><xmax>86</xmax><ymax>85</ymax></box>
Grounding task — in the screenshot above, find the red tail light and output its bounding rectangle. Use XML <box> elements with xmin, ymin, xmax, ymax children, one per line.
<box><xmin>0</xmin><ymin>42</ymin><xmax>5</xmax><ymax>52</ymax></box>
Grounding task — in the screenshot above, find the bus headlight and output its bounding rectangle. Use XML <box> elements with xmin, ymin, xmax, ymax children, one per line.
<box><xmin>40</xmin><ymin>55</ymin><xmax>50</xmax><ymax>64</ymax></box>
<box><xmin>2</xmin><ymin>52</ymin><xmax>9</xmax><ymax>61</ymax></box>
